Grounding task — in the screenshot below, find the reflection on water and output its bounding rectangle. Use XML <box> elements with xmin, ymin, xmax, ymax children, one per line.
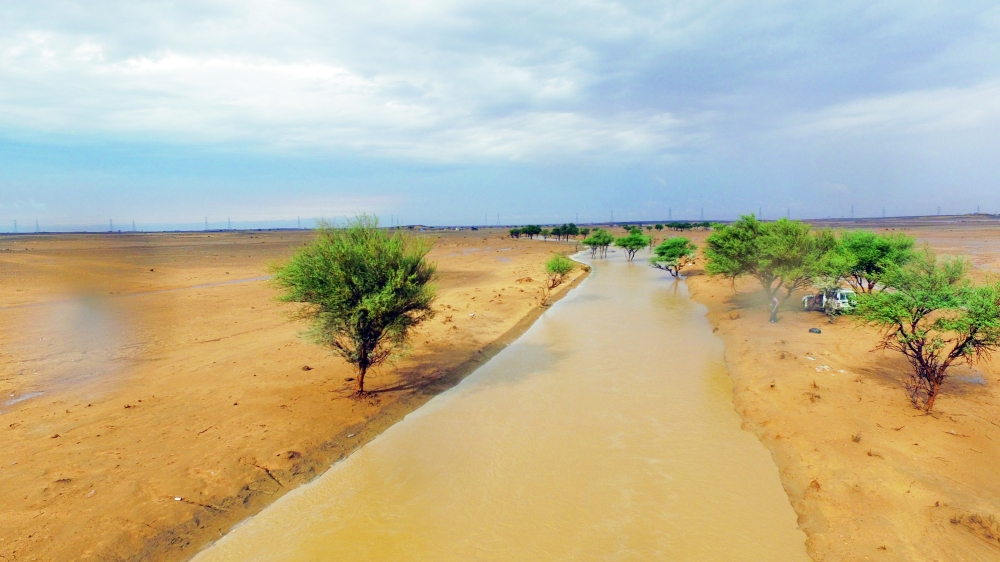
<box><xmin>194</xmin><ymin>252</ymin><xmax>809</xmax><ymax>561</ymax></box>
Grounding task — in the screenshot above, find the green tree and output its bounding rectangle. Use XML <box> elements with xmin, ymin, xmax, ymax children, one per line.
<box><xmin>583</xmin><ymin>228</ymin><xmax>615</xmax><ymax>258</ymax></box>
<box><xmin>650</xmin><ymin>237</ymin><xmax>698</xmax><ymax>277</ymax></box>
<box><xmin>540</xmin><ymin>228</ymin><xmax>552</xmax><ymax>239</ymax></box>
<box><xmin>521</xmin><ymin>225</ymin><xmax>542</xmax><ymax>239</ymax></box>
<box><xmin>828</xmin><ymin>230</ymin><xmax>915</xmax><ymax>293</ymax></box>
<box><xmin>545</xmin><ymin>254</ymin><xmax>576</xmax><ymax>288</ymax></box>
<box><xmin>705</xmin><ymin>214</ymin><xmax>835</xmax><ymax>301</ymax></box>
<box><xmin>273</xmin><ymin>216</ymin><xmax>437</xmax><ymax>395</ymax></box>
<box><xmin>853</xmin><ymin>250</ymin><xmax>1000</xmax><ymax>411</ymax></box>
<box><xmin>615</xmin><ymin>231</ymin><xmax>651</xmax><ymax>262</ymax></box>
<box><xmin>655</xmin><ymin>224</ymin><xmax>664</xmax><ymax>231</ymax></box>
<box><xmin>508</xmin><ymin>228</ymin><xmax>523</xmax><ymax>239</ymax></box>
<box><xmin>579</xmin><ymin>227</ymin><xmax>591</xmax><ymax>237</ymax></box>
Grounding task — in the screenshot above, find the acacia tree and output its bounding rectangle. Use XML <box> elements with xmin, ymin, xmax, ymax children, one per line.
<box><xmin>273</xmin><ymin>216</ymin><xmax>436</xmax><ymax>395</ymax></box>
<box><xmin>705</xmin><ymin>215</ymin><xmax>835</xmax><ymax>301</ymax></box>
<box><xmin>545</xmin><ymin>254</ymin><xmax>576</xmax><ymax>288</ymax></box>
<box><xmin>853</xmin><ymin>250</ymin><xmax>1000</xmax><ymax>411</ymax></box>
<box><xmin>615</xmin><ymin>229</ymin><xmax>651</xmax><ymax>262</ymax></box>
<box><xmin>508</xmin><ymin>228</ymin><xmax>523</xmax><ymax>239</ymax></box>
<box><xmin>521</xmin><ymin>225</ymin><xmax>542</xmax><ymax>239</ymax></box>
<box><xmin>583</xmin><ymin>228</ymin><xmax>614</xmax><ymax>258</ymax></box>
<box><xmin>826</xmin><ymin>230</ymin><xmax>914</xmax><ymax>292</ymax></box>
<box><xmin>650</xmin><ymin>237</ymin><xmax>698</xmax><ymax>277</ymax></box>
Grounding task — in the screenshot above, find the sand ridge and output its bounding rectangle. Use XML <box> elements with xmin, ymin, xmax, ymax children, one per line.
<box><xmin>0</xmin><ymin>228</ymin><xmax>586</xmax><ymax>561</ymax></box>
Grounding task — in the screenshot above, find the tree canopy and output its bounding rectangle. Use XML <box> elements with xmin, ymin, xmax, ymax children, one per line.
<box><xmin>583</xmin><ymin>228</ymin><xmax>615</xmax><ymax>258</ymax></box>
<box><xmin>650</xmin><ymin>237</ymin><xmax>698</xmax><ymax>277</ymax></box>
<box><xmin>853</xmin><ymin>249</ymin><xmax>1000</xmax><ymax>411</ymax></box>
<box><xmin>545</xmin><ymin>254</ymin><xmax>576</xmax><ymax>288</ymax></box>
<box><xmin>823</xmin><ymin>230</ymin><xmax>915</xmax><ymax>293</ymax></box>
<box><xmin>272</xmin><ymin>216</ymin><xmax>436</xmax><ymax>395</ymax></box>
<box><xmin>705</xmin><ymin>215</ymin><xmax>836</xmax><ymax>300</ymax></box>
<box><xmin>615</xmin><ymin>231</ymin><xmax>651</xmax><ymax>262</ymax></box>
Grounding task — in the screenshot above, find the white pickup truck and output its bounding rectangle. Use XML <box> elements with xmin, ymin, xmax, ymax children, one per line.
<box><xmin>802</xmin><ymin>288</ymin><xmax>855</xmax><ymax>314</ymax></box>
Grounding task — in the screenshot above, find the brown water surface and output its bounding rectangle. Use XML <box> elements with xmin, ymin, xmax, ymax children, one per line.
<box><xmin>192</xmin><ymin>252</ymin><xmax>809</xmax><ymax>561</ymax></box>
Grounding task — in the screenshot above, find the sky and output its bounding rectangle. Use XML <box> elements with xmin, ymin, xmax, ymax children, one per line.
<box><xmin>2</xmin><ymin>1</ymin><xmax>999</xmax><ymax>230</ymax></box>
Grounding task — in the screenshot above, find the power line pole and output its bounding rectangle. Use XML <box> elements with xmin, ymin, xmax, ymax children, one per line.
<box><xmin>882</xmin><ymin>207</ymin><xmax>886</xmax><ymax>218</ymax></box>
<box><xmin>132</xmin><ymin>220</ymin><xmax>136</xmax><ymax>232</ymax></box>
<box><xmin>228</xmin><ymin>217</ymin><xmax>231</xmax><ymax>230</ymax></box>
<box><xmin>787</xmin><ymin>207</ymin><xmax>790</xmax><ymax>219</ymax></box>
<box><xmin>13</xmin><ymin>220</ymin><xmax>17</xmax><ymax>233</ymax></box>
<box><xmin>35</xmin><ymin>220</ymin><xmax>39</xmax><ymax>233</ymax></box>
<box><xmin>668</xmin><ymin>207</ymin><xmax>672</xmax><ymax>221</ymax></box>
<box><xmin>701</xmin><ymin>207</ymin><xmax>704</xmax><ymax>221</ymax></box>
<box><xmin>937</xmin><ymin>206</ymin><xmax>941</xmax><ymax>215</ymax></box>
<box><xmin>109</xmin><ymin>219</ymin><xmax>112</xmax><ymax>232</ymax></box>
<box><xmin>850</xmin><ymin>205</ymin><xmax>854</xmax><ymax>219</ymax></box>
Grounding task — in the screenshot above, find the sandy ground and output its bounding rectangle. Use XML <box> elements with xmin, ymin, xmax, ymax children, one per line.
<box><xmin>0</xmin><ymin>228</ymin><xmax>586</xmax><ymax>561</ymax></box>
<box><xmin>681</xmin><ymin>218</ymin><xmax>1000</xmax><ymax>561</ymax></box>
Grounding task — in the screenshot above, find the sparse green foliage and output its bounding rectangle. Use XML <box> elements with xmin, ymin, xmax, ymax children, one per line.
<box><xmin>509</xmin><ymin>228</ymin><xmax>523</xmax><ymax>239</ymax></box>
<box><xmin>583</xmin><ymin>228</ymin><xmax>615</xmax><ymax>258</ymax></box>
<box><xmin>551</xmin><ymin>223</ymin><xmax>580</xmax><ymax>241</ymax></box>
<box><xmin>545</xmin><ymin>254</ymin><xmax>576</xmax><ymax>288</ymax></box>
<box><xmin>650</xmin><ymin>237</ymin><xmax>698</xmax><ymax>277</ymax></box>
<box><xmin>521</xmin><ymin>225</ymin><xmax>542</xmax><ymax>239</ymax></box>
<box><xmin>615</xmin><ymin>231</ymin><xmax>651</xmax><ymax>262</ymax></box>
<box><xmin>540</xmin><ymin>228</ymin><xmax>552</xmax><ymax>239</ymax></box>
<box><xmin>272</xmin><ymin>216</ymin><xmax>436</xmax><ymax>395</ymax></box>
<box><xmin>704</xmin><ymin>215</ymin><xmax>835</xmax><ymax>301</ymax></box>
<box><xmin>579</xmin><ymin>228</ymin><xmax>591</xmax><ymax>237</ymax></box>
<box><xmin>853</xmin><ymin>249</ymin><xmax>1000</xmax><ymax>411</ymax></box>
<box><xmin>824</xmin><ymin>230</ymin><xmax>915</xmax><ymax>293</ymax></box>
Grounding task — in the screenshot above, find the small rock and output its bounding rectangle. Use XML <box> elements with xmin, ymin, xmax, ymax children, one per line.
<box><xmin>809</xmin><ymin>328</ymin><xmax>822</xmax><ymax>334</ymax></box>
<box><xmin>301</xmin><ymin>365</ymin><xmax>313</xmax><ymax>371</ymax></box>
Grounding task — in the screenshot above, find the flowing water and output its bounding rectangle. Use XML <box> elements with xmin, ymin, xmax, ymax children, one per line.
<box><xmin>193</xmin><ymin>252</ymin><xmax>809</xmax><ymax>561</ymax></box>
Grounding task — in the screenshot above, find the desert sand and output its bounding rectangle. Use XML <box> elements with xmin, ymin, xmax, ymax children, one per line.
<box><xmin>680</xmin><ymin>217</ymin><xmax>1000</xmax><ymax>561</ymax></box>
<box><xmin>0</xmin><ymin>228</ymin><xmax>585</xmax><ymax>561</ymax></box>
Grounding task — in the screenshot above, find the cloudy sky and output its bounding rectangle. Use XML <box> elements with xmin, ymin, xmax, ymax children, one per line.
<box><xmin>2</xmin><ymin>1</ymin><xmax>999</xmax><ymax>229</ymax></box>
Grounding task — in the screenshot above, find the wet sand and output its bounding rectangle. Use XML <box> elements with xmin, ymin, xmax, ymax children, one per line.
<box><xmin>0</xmin><ymin>229</ymin><xmax>585</xmax><ymax>561</ymax></box>
<box><xmin>680</xmin><ymin>218</ymin><xmax>1000</xmax><ymax>560</ymax></box>
<box><xmin>192</xmin><ymin>250</ymin><xmax>807</xmax><ymax>562</ymax></box>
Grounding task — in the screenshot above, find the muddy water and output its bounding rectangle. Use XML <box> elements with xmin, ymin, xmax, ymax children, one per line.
<box><xmin>193</xmin><ymin>252</ymin><xmax>809</xmax><ymax>561</ymax></box>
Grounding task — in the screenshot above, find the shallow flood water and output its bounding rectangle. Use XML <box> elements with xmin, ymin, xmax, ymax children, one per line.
<box><xmin>193</xmin><ymin>252</ymin><xmax>809</xmax><ymax>561</ymax></box>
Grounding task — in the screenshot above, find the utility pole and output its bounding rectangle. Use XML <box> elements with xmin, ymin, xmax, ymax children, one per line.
<box><xmin>297</xmin><ymin>216</ymin><xmax>301</xmax><ymax>229</ymax></box>
<box><xmin>787</xmin><ymin>207</ymin><xmax>790</xmax><ymax>219</ymax></box>
<box><xmin>850</xmin><ymin>205</ymin><xmax>854</xmax><ymax>219</ymax></box>
<box><xmin>668</xmin><ymin>208</ymin><xmax>672</xmax><ymax>221</ymax></box>
<box><xmin>35</xmin><ymin>220</ymin><xmax>39</xmax><ymax>233</ymax></box>
<box><xmin>13</xmin><ymin>220</ymin><xmax>17</xmax><ymax>233</ymax></box>
<box><xmin>228</xmin><ymin>217</ymin><xmax>231</xmax><ymax>230</ymax></box>
<box><xmin>701</xmin><ymin>207</ymin><xmax>704</xmax><ymax>221</ymax></box>
<box><xmin>882</xmin><ymin>207</ymin><xmax>886</xmax><ymax>218</ymax></box>
<box><xmin>132</xmin><ymin>220</ymin><xmax>136</xmax><ymax>232</ymax></box>
<box><xmin>611</xmin><ymin>209</ymin><xmax>614</xmax><ymax>224</ymax></box>
<box><xmin>937</xmin><ymin>206</ymin><xmax>941</xmax><ymax>215</ymax></box>
<box><xmin>109</xmin><ymin>219</ymin><xmax>112</xmax><ymax>232</ymax></box>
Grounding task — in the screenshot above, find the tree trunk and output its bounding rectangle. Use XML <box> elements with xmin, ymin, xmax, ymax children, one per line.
<box><xmin>924</xmin><ymin>379</ymin><xmax>940</xmax><ymax>411</ymax></box>
<box><xmin>356</xmin><ymin>366</ymin><xmax>367</xmax><ymax>394</ymax></box>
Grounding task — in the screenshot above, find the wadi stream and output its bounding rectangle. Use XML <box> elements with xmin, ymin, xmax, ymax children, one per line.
<box><xmin>192</xmin><ymin>252</ymin><xmax>809</xmax><ymax>561</ymax></box>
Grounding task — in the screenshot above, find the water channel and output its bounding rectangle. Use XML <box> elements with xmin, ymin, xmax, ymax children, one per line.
<box><xmin>193</xmin><ymin>251</ymin><xmax>809</xmax><ymax>561</ymax></box>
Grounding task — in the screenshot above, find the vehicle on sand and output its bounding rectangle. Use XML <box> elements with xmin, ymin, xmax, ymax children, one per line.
<box><xmin>802</xmin><ymin>288</ymin><xmax>855</xmax><ymax>315</ymax></box>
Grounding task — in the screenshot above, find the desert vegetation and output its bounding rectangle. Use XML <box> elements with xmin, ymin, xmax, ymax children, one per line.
<box><xmin>273</xmin><ymin>216</ymin><xmax>437</xmax><ymax>395</ymax></box>
<box><xmin>852</xmin><ymin>250</ymin><xmax>1000</xmax><ymax>411</ymax></box>
<box><xmin>703</xmin><ymin>214</ymin><xmax>1000</xmax><ymax>412</ymax></box>
<box><xmin>615</xmin><ymin>228</ymin><xmax>651</xmax><ymax>262</ymax></box>
<box><xmin>650</xmin><ymin>237</ymin><xmax>698</xmax><ymax>277</ymax></box>
<box><xmin>545</xmin><ymin>254</ymin><xmax>576</xmax><ymax>289</ymax></box>
<box><xmin>582</xmin><ymin>228</ymin><xmax>615</xmax><ymax>258</ymax></box>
